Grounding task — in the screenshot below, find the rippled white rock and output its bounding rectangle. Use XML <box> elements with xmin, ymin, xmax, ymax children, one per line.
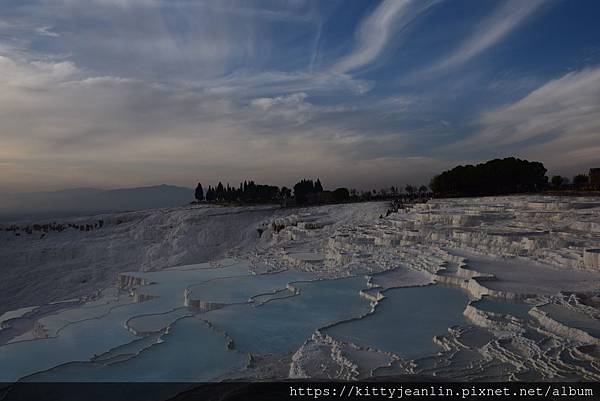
<box><xmin>1</xmin><ymin>196</ymin><xmax>599</xmax><ymax>382</ymax></box>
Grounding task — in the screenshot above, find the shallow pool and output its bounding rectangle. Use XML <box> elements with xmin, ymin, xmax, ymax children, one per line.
<box><xmin>25</xmin><ymin>317</ymin><xmax>246</xmax><ymax>381</ymax></box>
<box><xmin>473</xmin><ymin>297</ymin><xmax>532</xmax><ymax>319</ymax></box>
<box><xmin>324</xmin><ymin>284</ymin><xmax>470</xmax><ymax>359</ymax></box>
<box><xmin>201</xmin><ymin>276</ymin><xmax>371</xmax><ymax>354</ymax></box>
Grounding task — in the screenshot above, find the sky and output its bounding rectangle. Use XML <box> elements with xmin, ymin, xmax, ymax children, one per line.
<box><xmin>1</xmin><ymin>0</ymin><xmax>599</xmax><ymax>192</ymax></box>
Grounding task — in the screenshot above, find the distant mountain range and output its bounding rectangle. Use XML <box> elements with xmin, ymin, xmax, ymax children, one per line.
<box><xmin>0</xmin><ymin>184</ymin><xmax>193</xmax><ymax>222</ymax></box>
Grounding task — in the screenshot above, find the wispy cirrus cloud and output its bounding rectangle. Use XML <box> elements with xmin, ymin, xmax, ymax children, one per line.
<box><xmin>460</xmin><ymin>67</ymin><xmax>600</xmax><ymax>171</ymax></box>
<box><xmin>332</xmin><ymin>0</ymin><xmax>440</xmax><ymax>74</ymax></box>
<box><xmin>426</xmin><ymin>0</ymin><xmax>547</xmax><ymax>74</ymax></box>
<box><xmin>204</xmin><ymin>70</ymin><xmax>373</xmax><ymax>97</ymax></box>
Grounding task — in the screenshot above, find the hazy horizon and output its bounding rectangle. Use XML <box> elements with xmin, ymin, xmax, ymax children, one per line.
<box><xmin>1</xmin><ymin>0</ymin><xmax>599</xmax><ymax>193</ymax></box>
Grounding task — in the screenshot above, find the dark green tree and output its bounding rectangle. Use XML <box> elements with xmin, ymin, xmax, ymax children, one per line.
<box><xmin>551</xmin><ymin>175</ymin><xmax>564</xmax><ymax>188</ymax></box>
<box><xmin>280</xmin><ymin>186</ymin><xmax>291</xmax><ymax>199</ymax></box>
<box><xmin>573</xmin><ymin>174</ymin><xmax>589</xmax><ymax>189</ymax></box>
<box><xmin>293</xmin><ymin>179</ymin><xmax>315</xmax><ymax>204</ymax></box>
<box><xmin>332</xmin><ymin>187</ymin><xmax>350</xmax><ymax>202</ymax></box>
<box><xmin>430</xmin><ymin>157</ymin><xmax>548</xmax><ymax>197</ymax></box>
<box><xmin>194</xmin><ymin>183</ymin><xmax>204</xmax><ymax>202</ymax></box>
<box><xmin>315</xmin><ymin>178</ymin><xmax>323</xmax><ymax>193</ymax></box>
<box><xmin>216</xmin><ymin>182</ymin><xmax>224</xmax><ymax>201</ymax></box>
<box><xmin>206</xmin><ymin>186</ymin><xmax>216</xmax><ymax>202</ymax></box>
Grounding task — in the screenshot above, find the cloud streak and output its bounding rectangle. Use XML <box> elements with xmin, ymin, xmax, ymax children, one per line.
<box><xmin>464</xmin><ymin>67</ymin><xmax>600</xmax><ymax>171</ymax></box>
<box><xmin>332</xmin><ymin>0</ymin><xmax>439</xmax><ymax>74</ymax></box>
<box><xmin>427</xmin><ymin>0</ymin><xmax>546</xmax><ymax>73</ymax></box>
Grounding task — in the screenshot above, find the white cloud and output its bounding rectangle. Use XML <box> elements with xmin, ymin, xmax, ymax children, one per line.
<box><xmin>0</xmin><ymin>55</ymin><xmax>80</xmax><ymax>88</ymax></box>
<box><xmin>35</xmin><ymin>26</ymin><xmax>59</xmax><ymax>37</ymax></box>
<box><xmin>332</xmin><ymin>0</ymin><xmax>439</xmax><ymax>74</ymax></box>
<box><xmin>250</xmin><ymin>92</ymin><xmax>308</xmax><ymax>110</ymax></box>
<box><xmin>249</xmin><ymin>92</ymin><xmax>313</xmax><ymax>124</ymax></box>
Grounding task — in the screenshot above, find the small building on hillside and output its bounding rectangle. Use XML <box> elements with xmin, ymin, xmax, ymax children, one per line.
<box><xmin>590</xmin><ymin>168</ymin><xmax>600</xmax><ymax>188</ymax></box>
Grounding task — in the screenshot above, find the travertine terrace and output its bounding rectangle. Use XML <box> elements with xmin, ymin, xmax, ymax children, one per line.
<box><xmin>0</xmin><ymin>196</ymin><xmax>599</xmax><ymax>382</ymax></box>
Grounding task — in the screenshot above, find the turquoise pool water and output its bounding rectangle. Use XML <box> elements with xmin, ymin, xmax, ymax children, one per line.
<box><xmin>324</xmin><ymin>284</ymin><xmax>470</xmax><ymax>359</ymax></box>
<box><xmin>473</xmin><ymin>297</ymin><xmax>531</xmax><ymax>319</ymax></box>
<box><xmin>201</xmin><ymin>276</ymin><xmax>371</xmax><ymax>354</ymax></box>
<box><xmin>0</xmin><ymin>261</ymin><xmax>493</xmax><ymax>381</ymax></box>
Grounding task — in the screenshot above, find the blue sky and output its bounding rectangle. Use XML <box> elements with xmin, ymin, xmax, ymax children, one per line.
<box><xmin>1</xmin><ymin>0</ymin><xmax>599</xmax><ymax>191</ymax></box>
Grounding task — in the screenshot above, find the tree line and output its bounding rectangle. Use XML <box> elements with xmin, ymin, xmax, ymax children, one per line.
<box><xmin>194</xmin><ymin>157</ymin><xmax>595</xmax><ymax>206</ymax></box>
<box><xmin>550</xmin><ymin>173</ymin><xmax>594</xmax><ymax>190</ymax></box>
<box><xmin>195</xmin><ymin>180</ymin><xmax>281</xmax><ymax>203</ymax></box>
<box><xmin>193</xmin><ymin>178</ymin><xmax>430</xmax><ymax>206</ymax></box>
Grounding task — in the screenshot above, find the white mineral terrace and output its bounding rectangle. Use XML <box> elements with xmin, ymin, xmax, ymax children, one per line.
<box><xmin>0</xmin><ymin>196</ymin><xmax>599</xmax><ymax>381</ymax></box>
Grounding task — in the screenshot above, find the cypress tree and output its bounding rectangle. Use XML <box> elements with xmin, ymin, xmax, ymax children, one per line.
<box><xmin>315</xmin><ymin>178</ymin><xmax>323</xmax><ymax>192</ymax></box>
<box><xmin>194</xmin><ymin>183</ymin><xmax>204</xmax><ymax>202</ymax></box>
